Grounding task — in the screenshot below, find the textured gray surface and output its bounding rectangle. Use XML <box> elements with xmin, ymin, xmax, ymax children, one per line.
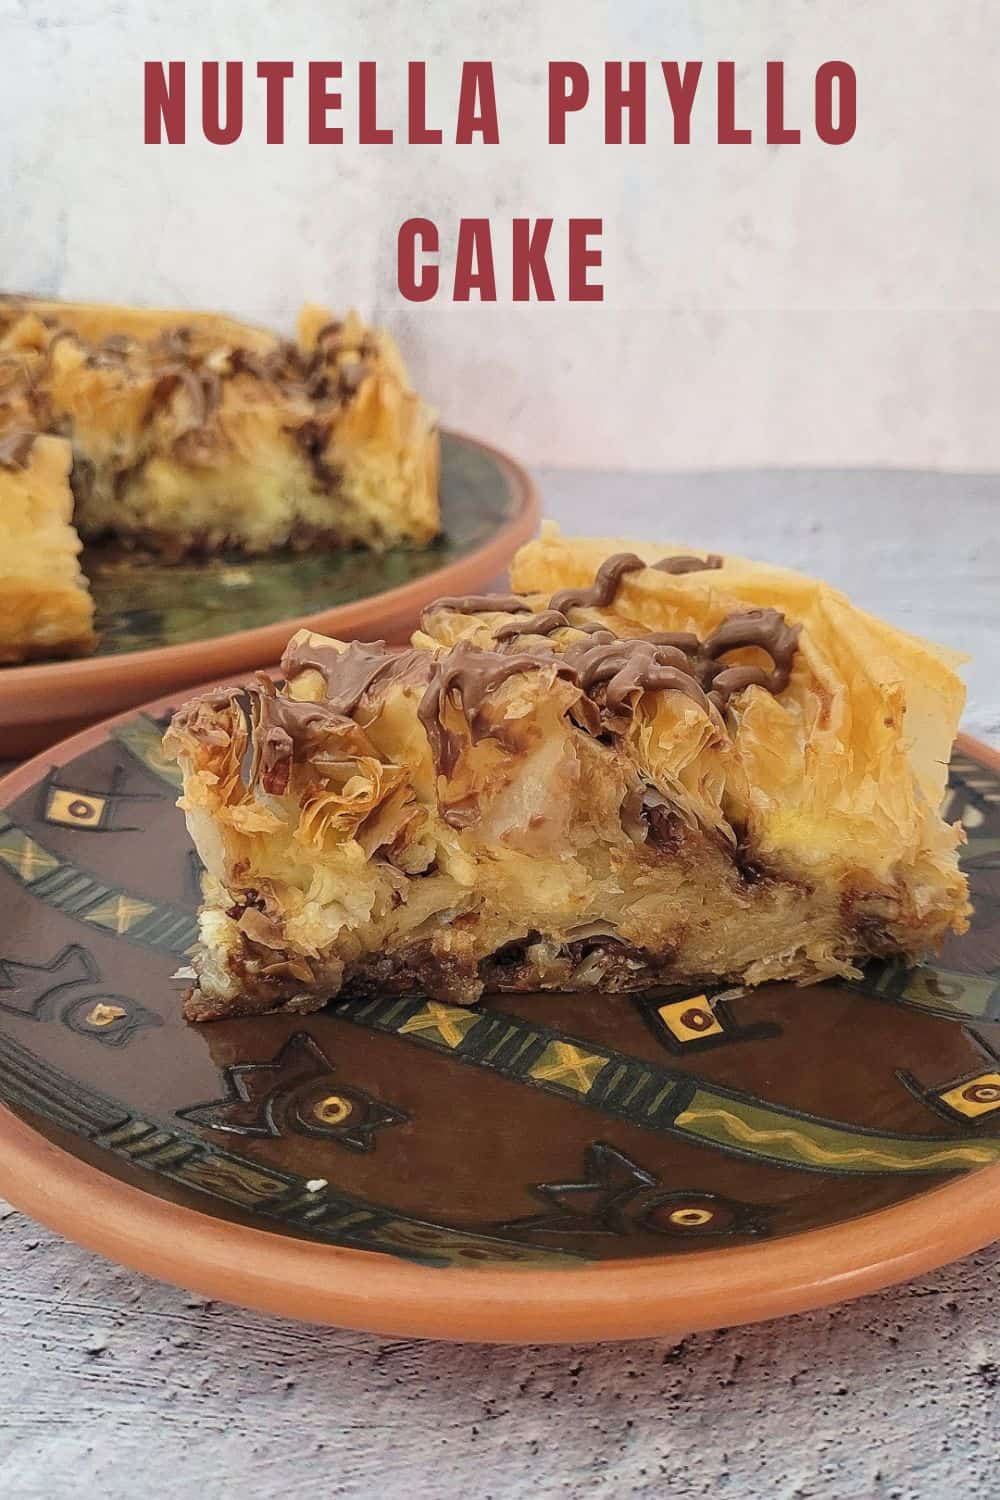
<box><xmin>1</xmin><ymin>467</ymin><xmax>998</xmax><ymax>1499</ymax></box>
<box><xmin>0</xmin><ymin>1213</ymin><xmax>998</xmax><ymax>1500</ymax></box>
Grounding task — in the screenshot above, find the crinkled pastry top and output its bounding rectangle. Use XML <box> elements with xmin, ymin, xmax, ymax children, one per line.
<box><xmin>169</xmin><ymin>532</ymin><xmax>966</xmax><ymax>898</ymax></box>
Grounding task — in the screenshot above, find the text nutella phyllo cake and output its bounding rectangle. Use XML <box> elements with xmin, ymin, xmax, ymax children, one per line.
<box><xmin>165</xmin><ymin>527</ymin><xmax>970</xmax><ymax>1021</ymax></box>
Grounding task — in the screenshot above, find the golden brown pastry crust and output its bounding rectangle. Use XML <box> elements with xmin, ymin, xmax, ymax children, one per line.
<box><xmin>165</xmin><ymin>530</ymin><xmax>969</xmax><ymax>1021</ymax></box>
<box><xmin>0</xmin><ymin>433</ymin><xmax>95</xmax><ymax>664</ymax></box>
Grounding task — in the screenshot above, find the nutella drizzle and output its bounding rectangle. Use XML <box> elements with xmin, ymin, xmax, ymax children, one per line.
<box><xmin>495</xmin><ymin>611</ymin><xmax>616</xmax><ymax>643</ymax></box>
<box><xmin>549</xmin><ymin>552</ymin><xmax>647</xmax><ymax>613</ymax></box>
<box><xmin>184</xmin><ymin>552</ymin><xmax>800</xmax><ymax>815</ymax></box>
<box><xmin>548</xmin><ymin>550</ymin><xmax>722</xmax><ymax>614</ymax></box>
<box><xmin>420</xmin><ymin>593</ymin><xmax>533</xmax><ymax>632</ymax></box>
<box><xmin>655</xmin><ymin>553</ymin><xmax>724</xmax><ymax>575</ymax></box>
<box><xmin>699</xmin><ymin>608</ymin><xmax>799</xmax><ymax>698</ymax></box>
<box><xmin>560</xmin><ymin>636</ymin><xmax>712</xmax><ymax>715</ymax></box>
<box><xmin>416</xmin><ymin>640</ymin><xmax>579</xmax><ymax>779</ymax></box>
<box><xmin>280</xmin><ymin>636</ymin><xmax>433</xmax><ymax>716</ymax></box>
<box><xmin>494</xmin><ymin>609</ymin><xmax>569</xmax><ymax>640</ymax></box>
<box><xmin>246</xmin><ymin>675</ymin><xmax>378</xmax><ymax>797</ymax></box>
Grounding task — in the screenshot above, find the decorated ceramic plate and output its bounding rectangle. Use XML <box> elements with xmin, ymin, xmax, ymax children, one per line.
<box><xmin>0</xmin><ymin>708</ymin><xmax>997</xmax><ymax>1343</ymax></box>
<box><xmin>0</xmin><ymin>431</ymin><xmax>538</xmax><ymax>758</ymax></box>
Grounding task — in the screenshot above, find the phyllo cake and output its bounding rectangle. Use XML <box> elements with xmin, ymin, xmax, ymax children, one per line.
<box><xmin>165</xmin><ymin>528</ymin><xmax>969</xmax><ymax>1021</ymax></box>
<box><xmin>0</xmin><ymin>295</ymin><xmax>439</xmax><ymax>663</ymax></box>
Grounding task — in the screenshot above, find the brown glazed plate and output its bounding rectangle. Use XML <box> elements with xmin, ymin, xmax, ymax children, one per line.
<box><xmin>0</xmin><ymin>430</ymin><xmax>539</xmax><ymax>758</ymax></box>
<box><xmin>0</xmin><ymin>709</ymin><xmax>998</xmax><ymax>1344</ymax></box>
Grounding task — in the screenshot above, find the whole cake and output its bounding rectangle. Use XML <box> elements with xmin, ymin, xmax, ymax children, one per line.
<box><xmin>165</xmin><ymin>527</ymin><xmax>970</xmax><ymax>1021</ymax></box>
<box><xmin>0</xmin><ymin>296</ymin><xmax>439</xmax><ymax>664</ymax></box>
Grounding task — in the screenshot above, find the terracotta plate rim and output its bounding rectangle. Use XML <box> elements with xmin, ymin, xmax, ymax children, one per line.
<box><xmin>0</xmin><ymin>723</ymin><xmax>997</xmax><ymax>1343</ymax></box>
<box><xmin>0</xmin><ymin>427</ymin><xmax>540</xmax><ymax>714</ymax></box>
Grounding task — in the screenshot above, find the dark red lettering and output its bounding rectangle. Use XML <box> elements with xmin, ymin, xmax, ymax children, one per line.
<box><xmin>309</xmin><ymin>62</ymin><xmax>343</xmax><ymax>144</ymax></box>
<box><xmin>660</xmin><ymin>61</ymin><xmax>701</xmax><ymax>144</ymax></box>
<box><xmin>397</xmin><ymin>219</ymin><xmax>440</xmax><ymax>302</ymax></box>
<box><xmin>765</xmin><ymin>61</ymin><xmax>799</xmax><ymax>144</ymax></box>
<box><xmin>202</xmin><ymin>62</ymin><xmax>243</xmax><ymax>146</ymax></box>
<box><xmin>512</xmin><ymin>219</ymin><xmax>555</xmax><ymax>302</ymax></box>
<box><xmin>549</xmin><ymin>62</ymin><xmax>589</xmax><ymax>144</ymax></box>
<box><xmin>257</xmin><ymin>61</ymin><xmax>293</xmax><ymax>145</ymax></box>
<box><xmin>359</xmin><ymin>60</ymin><xmax>393</xmax><ymax>143</ymax></box>
<box><xmin>605</xmin><ymin>61</ymin><xmax>646</xmax><ymax>145</ymax></box>
<box><xmin>144</xmin><ymin>61</ymin><xmax>185</xmax><ymax>144</ymax></box>
<box><xmin>456</xmin><ymin>62</ymin><xmax>500</xmax><ymax>144</ymax></box>
<box><xmin>568</xmin><ymin>218</ymin><xmax>603</xmax><ymax>302</ymax></box>
<box><xmin>816</xmin><ymin>61</ymin><xmax>856</xmax><ymax>144</ymax></box>
<box><xmin>453</xmin><ymin>219</ymin><xmax>497</xmax><ymax>300</ymax></box>
<box><xmin>408</xmin><ymin>61</ymin><xmax>443</xmax><ymax>143</ymax></box>
<box><xmin>717</xmin><ymin>61</ymin><xmax>751</xmax><ymax>144</ymax></box>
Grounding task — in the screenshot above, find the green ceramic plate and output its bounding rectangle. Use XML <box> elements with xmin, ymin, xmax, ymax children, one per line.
<box><xmin>0</xmin><ymin>714</ymin><xmax>996</xmax><ymax>1342</ymax></box>
<box><xmin>83</xmin><ymin>432</ymin><xmax>521</xmax><ymax>654</ymax></box>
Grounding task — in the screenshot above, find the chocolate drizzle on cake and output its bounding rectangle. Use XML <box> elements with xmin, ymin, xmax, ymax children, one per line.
<box><xmin>420</xmin><ymin>593</ymin><xmax>534</xmax><ymax>631</ymax></box>
<box><xmin>655</xmin><ymin>553</ymin><xmax>724</xmax><ymax>574</ymax></box>
<box><xmin>416</xmin><ymin>640</ymin><xmax>580</xmax><ymax>778</ymax></box>
<box><xmin>281</xmin><ymin>636</ymin><xmax>434</xmax><ymax>715</ymax></box>
<box><xmin>549</xmin><ymin>550</ymin><xmax>722</xmax><ymax>613</ymax></box>
<box><xmin>291</xmin><ymin>419</ymin><xmax>338</xmax><ymax>490</ymax></box>
<box><xmin>183</xmin><ymin>553</ymin><xmax>800</xmax><ymax>822</ymax></box>
<box><xmin>700</xmin><ymin>608</ymin><xmax>800</xmax><ymax>699</ymax></box>
<box><xmin>549</xmin><ymin>551</ymin><xmax>648</xmax><ymax>613</ymax></box>
<box><xmin>561</xmin><ymin>635</ymin><xmax>713</xmax><ymax>716</ymax></box>
<box><xmin>233</xmin><ymin>670</ymin><xmax>399</xmax><ymax>798</ymax></box>
<box><xmin>495</xmin><ymin>613</ymin><xmax>619</xmax><ymax>643</ymax></box>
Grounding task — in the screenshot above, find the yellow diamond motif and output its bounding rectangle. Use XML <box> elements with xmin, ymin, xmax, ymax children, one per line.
<box><xmin>399</xmin><ymin>1000</ymin><xmax>481</xmax><ymax>1049</ymax></box>
<box><xmin>0</xmin><ymin>829</ymin><xmax>59</xmax><ymax>883</ymax></box>
<box><xmin>939</xmin><ymin>1072</ymin><xmax>1000</xmax><ymax>1119</ymax></box>
<box><xmin>85</xmin><ymin>893</ymin><xmax>155</xmax><ymax>935</ymax></box>
<box><xmin>528</xmin><ymin>1040</ymin><xmax>608</xmax><ymax>1095</ymax></box>
<box><xmin>657</xmin><ymin>996</ymin><xmax>724</xmax><ymax>1044</ymax></box>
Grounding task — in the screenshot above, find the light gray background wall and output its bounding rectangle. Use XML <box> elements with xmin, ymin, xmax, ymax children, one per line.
<box><xmin>2</xmin><ymin>1</ymin><xmax>999</xmax><ymax>471</ymax></box>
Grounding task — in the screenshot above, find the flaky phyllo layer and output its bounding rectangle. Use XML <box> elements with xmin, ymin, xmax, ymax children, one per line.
<box><xmin>0</xmin><ymin>432</ymin><xmax>95</xmax><ymax>664</ymax></box>
<box><xmin>165</xmin><ymin>527</ymin><xmax>970</xmax><ymax>1021</ymax></box>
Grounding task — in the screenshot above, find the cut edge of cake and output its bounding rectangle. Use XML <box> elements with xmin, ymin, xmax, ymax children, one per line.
<box><xmin>0</xmin><ymin>432</ymin><xmax>95</xmax><ymax>665</ymax></box>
